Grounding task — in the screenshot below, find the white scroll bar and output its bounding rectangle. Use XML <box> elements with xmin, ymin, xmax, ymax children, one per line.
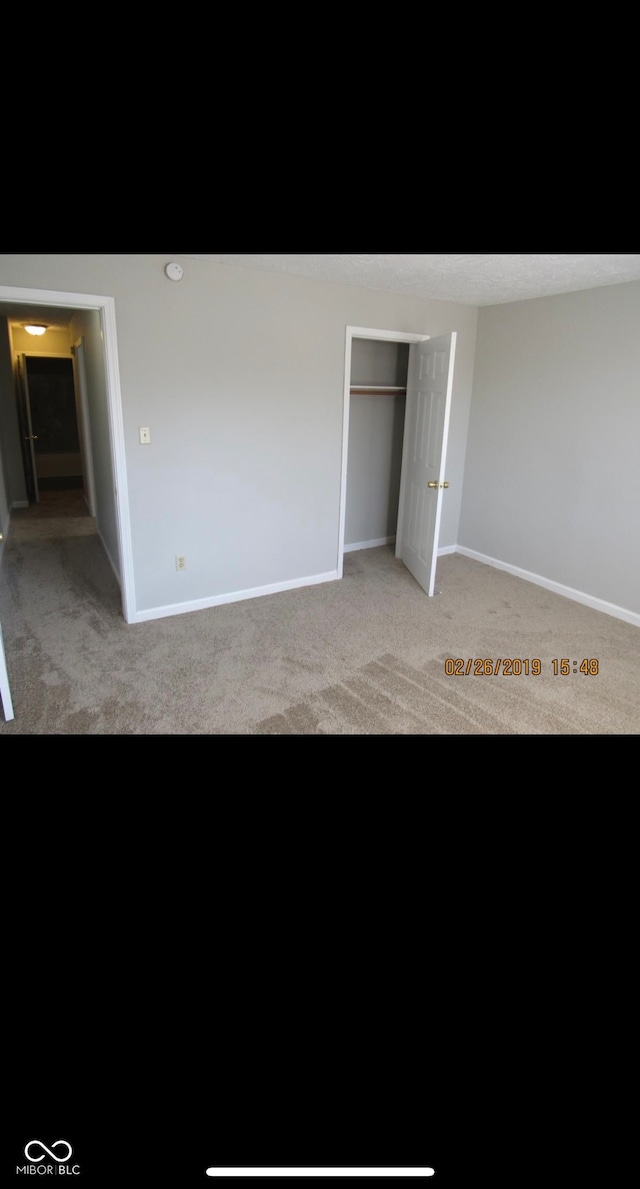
<box><xmin>205</xmin><ymin>1171</ymin><xmax>435</xmax><ymax>1178</ymax></box>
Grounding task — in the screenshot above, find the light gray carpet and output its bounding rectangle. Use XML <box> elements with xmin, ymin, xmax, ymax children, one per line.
<box><xmin>1</xmin><ymin>491</ymin><xmax>638</xmax><ymax>734</ymax></box>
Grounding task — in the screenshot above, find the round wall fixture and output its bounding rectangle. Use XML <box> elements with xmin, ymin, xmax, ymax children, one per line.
<box><xmin>165</xmin><ymin>262</ymin><xmax>183</xmax><ymax>282</ymax></box>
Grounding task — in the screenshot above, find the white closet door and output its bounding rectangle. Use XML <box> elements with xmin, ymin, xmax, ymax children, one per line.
<box><xmin>0</xmin><ymin>619</ymin><xmax>14</xmax><ymax>721</ymax></box>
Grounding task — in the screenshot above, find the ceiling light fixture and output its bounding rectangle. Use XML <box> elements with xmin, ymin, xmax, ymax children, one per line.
<box><xmin>22</xmin><ymin>323</ymin><xmax>48</xmax><ymax>336</ymax></box>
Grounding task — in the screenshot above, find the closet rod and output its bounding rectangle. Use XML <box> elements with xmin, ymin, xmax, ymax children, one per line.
<box><xmin>349</xmin><ymin>385</ymin><xmax>406</xmax><ymax>396</ymax></box>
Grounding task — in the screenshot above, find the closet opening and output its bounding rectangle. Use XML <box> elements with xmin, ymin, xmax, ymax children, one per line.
<box><xmin>338</xmin><ymin>323</ymin><xmax>457</xmax><ymax>598</ymax></box>
<box><xmin>344</xmin><ymin>337</ymin><xmax>410</xmax><ymax>556</ymax></box>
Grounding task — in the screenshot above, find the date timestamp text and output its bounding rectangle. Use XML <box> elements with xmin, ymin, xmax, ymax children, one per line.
<box><xmin>444</xmin><ymin>658</ymin><xmax>600</xmax><ymax>676</ymax></box>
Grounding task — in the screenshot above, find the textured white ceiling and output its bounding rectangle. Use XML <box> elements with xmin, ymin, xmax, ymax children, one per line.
<box><xmin>180</xmin><ymin>253</ymin><xmax>640</xmax><ymax>306</ymax></box>
<box><xmin>1</xmin><ymin>256</ymin><xmax>639</xmax><ymax>331</ymax></box>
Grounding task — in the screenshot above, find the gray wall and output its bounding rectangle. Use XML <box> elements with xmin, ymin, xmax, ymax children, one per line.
<box><xmin>0</xmin><ymin>256</ymin><xmax>478</xmax><ymax>618</ymax></box>
<box><xmin>68</xmin><ymin>309</ymin><xmax>119</xmax><ymax>579</ymax></box>
<box><xmin>458</xmin><ymin>281</ymin><xmax>640</xmax><ymax>613</ymax></box>
<box><xmin>350</xmin><ymin>338</ymin><xmax>409</xmax><ymax>387</ymax></box>
<box><xmin>3</xmin><ymin>257</ymin><xmax>635</xmax><ymax>621</ymax></box>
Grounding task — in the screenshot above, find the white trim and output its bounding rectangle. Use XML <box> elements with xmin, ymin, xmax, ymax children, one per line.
<box><xmin>0</xmin><ymin>618</ymin><xmax>14</xmax><ymax>721</ymax></box>
<box><xmin>456</xmin><ymin>546</ymin><xmax>640</xmax><ymax>627</ymax></box>
<box><xmin>346</xmin><ymin>326</ymin><xmax>431</xmax><ymax>343</ymax></box>
<box><xmin>339</xmin><ymin>326</ymin><xmax>428</xmax><ymax>580</ymax></box>
<box><xmin>343</xmin><ymin>539</ymin><xmax>455</xmax><ymax>555</ymax></box>
<box><xmin>72</xmin><ymin>337</ymin><xmax>98</xmax><ymax>516</ymax></box>
<box><xmin>20</xmin><ymin>350</ymin><xmax>71</xmax><ymax>358</ymax></box>
<box><xmin>99</xmin><ymin>299</ymin><xmax>135</xmax><ymax>622</ymax></box>
<box><xmin>344</xmin><ymin>536</ymin><xmax>395</xmax><ymax>552</ymax></box>
<box><xmin>134</xmin><ymin>570</ymin><xmax>339</xmax><ymax>624</ymax></box>
<box><xmin>205</xmin><ymin>1172</ymin><xmax>435</xmax><ymax>1179</ymax></box>
<box><xmin>0</xmin><ymin>284</ymin><xmax>136</xmax><ymax>624</ymax></box>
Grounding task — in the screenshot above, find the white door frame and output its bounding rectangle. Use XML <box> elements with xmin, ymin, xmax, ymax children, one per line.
<box><xmin>72</xmin><ymin>338</ymin><xmax>98</xmax><ymax>517</ymax></box>
<box><xmin>338</xmin><ymin>325</ymin><xmax>428</xmax><ymax>578</ymax></box>
<box><xmin>0</xmin><ymin>284</ymin><xmax>135</xmax><ymax>623</ymax></box>
<box><xmin>0</xmin><ymin>616</ymin><xmax>14</xmax><ymax>720</ymax></box>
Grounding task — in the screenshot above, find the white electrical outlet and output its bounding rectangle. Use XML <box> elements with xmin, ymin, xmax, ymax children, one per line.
<box><xmin>176</xmin><ymin>555</ymin><xmax>186</xmax><ymax>571</ymax></box>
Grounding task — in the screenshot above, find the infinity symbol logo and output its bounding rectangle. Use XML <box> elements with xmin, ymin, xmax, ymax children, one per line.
<box><xmin>25</xmin><ymin>1141</ymin><xmax>73</xmax><ymax>1163</ymax></box>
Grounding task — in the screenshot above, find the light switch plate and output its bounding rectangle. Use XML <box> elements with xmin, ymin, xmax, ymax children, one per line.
<box><xmin>139</xmin><ymin>427</ymin><xmax>151</xmax><ymax>444</ymax></box>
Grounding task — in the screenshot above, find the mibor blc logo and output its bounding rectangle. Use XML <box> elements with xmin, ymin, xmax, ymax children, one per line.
<box><xmin>16</xmin><ymin>1141</ymin><xmax>81</xmax><ymax>1177</ymax></box>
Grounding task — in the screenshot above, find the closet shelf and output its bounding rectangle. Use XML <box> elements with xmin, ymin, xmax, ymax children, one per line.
<box><xmin>349</xmin><ymin>385</ymin><xmax>406</xmax><ymax>396</ymax></box>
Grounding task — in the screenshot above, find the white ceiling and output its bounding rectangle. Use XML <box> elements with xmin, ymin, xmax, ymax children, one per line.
<box><xmin>180</xmin><ymin>253</ymin><xmax>640</xmax><ymax>306</ymax></box>
<box><xmin>1</xmin><ymin>255</ymin><xmax>639</xmax><ymax>331</ymax></box>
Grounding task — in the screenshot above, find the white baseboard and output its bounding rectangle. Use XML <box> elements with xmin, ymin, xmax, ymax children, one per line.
<box><xmin>344</xmin><ymin>538</ymin><xmax>456</xmax><ymax>556</ymax></box>
<box><xmin>455</xmin><ymin>546</ymin><xmax>640</xmax><ymax>627</ymax></box>
<box><xmin>128</xmin><ymin>543</ymin><xmax>640</xmax><ymax>630</ymax></box>
<box><xmin>135</xmin><ymin>570</ymin><xmax>340</xmax><ymax>623</ymax></box>
<box><xmin>344</xmin><ymin>535</ymin><xmax>395</xmax><ymax>552</ymax></box>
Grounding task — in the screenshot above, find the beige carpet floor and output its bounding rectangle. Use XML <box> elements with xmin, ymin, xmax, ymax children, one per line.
<box><xmin>1</xmin><ymin>491</ymin><xmax>638</xmax><ymax>734</ymax></box>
